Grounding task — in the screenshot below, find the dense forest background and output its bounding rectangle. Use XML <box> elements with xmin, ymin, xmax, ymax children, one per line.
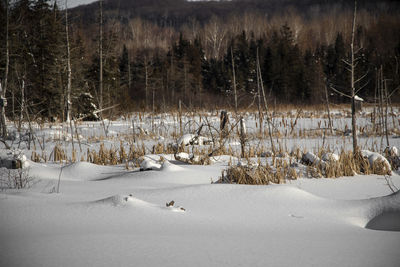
<box><xmin>0</xmin><ymin>0</ymin><xmax>399</xmax><ymax>120</ymax></box>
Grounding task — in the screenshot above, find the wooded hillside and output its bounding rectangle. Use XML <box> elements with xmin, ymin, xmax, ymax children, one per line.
<box><xmin>0</xmin><ymin>0</ymin><xmax>399</xmax><ymax>119</ymax></box>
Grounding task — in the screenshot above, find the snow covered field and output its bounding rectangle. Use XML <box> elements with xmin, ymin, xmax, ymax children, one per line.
<box><xmin>1</xmin><ymin>109</ymin><xmax>400</xmax><ymax>267</ymax></box>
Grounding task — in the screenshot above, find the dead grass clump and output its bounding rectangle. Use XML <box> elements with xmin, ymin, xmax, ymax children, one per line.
<box><xmin>174</xmin><ymin>152</ymin><xmax>211</xmax><ymax>165</ymax></box>
<box><xmin>301</xmin><ymin>149</ymin><xmax>390</xmax><ymax>178</ymax></box>
<box><xmin>52</xmin><ymin>145</ymin><xmax>67</xmax><ymax>163</ymax></box>
<box><xmin>218</xmin><ymin>165</ymin><xmax>270</xmax><ymax>185</ymax></box>
<box><xmin>339</xmin><ymin>151</ymin><xmax>358</xmax><ymax>176</ymax></box>
<box><xmin>71</xmin><ymin>149</ymin><xmax>77</xmax><ymax>163</ymax></box>
<box><xmin>86</xmin><ymin>143</ymin><xmax>122</xmax><ymax>165</ymax></box>
<box><xmin>85</xmin><ymin>142</ymin><xmax>150</xmax><ymax>166</ymax></box>
<box><xmin>306</xmin><ymin>165</ymin><xmax>323</xmax><ymax>178</ymax></box>
<box><xmin>371</xmin><ymin>159</ymin><xmax>392</xmax><ymax>175</ymax></box>
<box><xmin>384</xmin><ymin>147</ymin><xmax>400</xmax><ymax>170</ymax></box>
<box><xmin>31</xmin><ymin>151</ymin><xmax>41</xmax><ymax>163</ymax></box>
<box><xmin>119</xmin><ymin>141</ymin><xmax>127</xmax><ymax>163</ymax></box>
<box><xmin>152</xmin><ymin>143</ymin><xmax>176</xmax><ymax>155</ymax></box>
<box><xmin>300</xmin><ymin>150</ymin><xmax>357</xmax><ymax>178</ymax></box>
<box><xmin>217</xmin><ymin>160</ymin><xmax>296</xmax><ymax>185</ymax></box>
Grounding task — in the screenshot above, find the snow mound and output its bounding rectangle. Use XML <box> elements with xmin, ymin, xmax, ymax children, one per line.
<box><xmin>160</xmin><ymin>160</ymin><xmax>184</xmax><ymax>172</ymax></box>
<box><xmin>361</xmin><ymin>150</ymin><xmax>391</xmax><ymax>173</ymax></box>
<box><xmin>61</xmin><ymin>161</ymin><xmax>118</xmax><ymax>181</ymax></box>
<box><xmin>140</xmin><ymin>157</ymin><xmax>161</xmax><ymax>171</ymax></box>
<box><xmin>95</xmin><ymin>194</ymin><xmax>154</xmax><ymax>207</ymax></box>
<box><xmin>175</xmin><ymin>152</ymin><xmax>191</xmax><ymax>161</ymax></box>
<box><xmin>93</xmin><ymin>194</ymin><xmax>186</xmax><ymax>212</ymax></box>
<box><xmin>360</xmin><ymin>190</ymin><xmax>400</xmax><ymax>231</ymax></box>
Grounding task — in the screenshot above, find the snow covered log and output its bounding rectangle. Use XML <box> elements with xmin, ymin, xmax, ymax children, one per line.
<box><xmin>301</xmin><ymin>152</ymin><xmax>327</xmax><ymax>168</ymax></box>
<box><xmin>177</xmin><ymin>134</ymin><xmax>212</xmax><ymax>147</ymax></box>
<box><xmin>174</xmin><ymin>152</ymin><xmax>210</xmax><ymax>165</ymax></box>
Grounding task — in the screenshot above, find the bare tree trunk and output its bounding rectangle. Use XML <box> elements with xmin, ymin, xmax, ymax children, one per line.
<box><xmin>257</xmin><ymin>47</ymin><xmax>275</xmax><ymax>154</ymax></box>
<box><xmin>230</xmin><ymin>45</ymin><xmax>244</xmax><ymax>158</ymax></box>
<box><xmin>99</xmin><ymin>0</ymin><xmax>103</xmax><ymax>118</ymax></box>
<box><xmin>152</xmin><ymin>86</ymin><xmax>155</xmax><ymax>132</ymax></box>
<box><xmin>384</xmin><ymin>77</ymin><xmax>389</xmax><ymax>147</ymax></box>
<box><xmin>144</xmin><ymin>58</ymin><xmax>148</xmax><ymax>111</ymax></box>
<box><xmin>0</xmin><ymin>0</ymin><xmax>10</xmax><ymax>138</ymax></box>
<box><xmin>128</xmin><ymin>53</ymin><xmax>131</xmax><ymax>89</ymax></box>
<box><xmin>19</xmin><ymin>80</ymin><xmax>25</xmax><ymax>132</ymax></box>
<box><xmin>256</xmin><ymin>49</ymin><xmax>263</xmax><ymax>136</ymax></box>
<box><xmin>379</xmin><ymin>66</ymin><xmax>385</xmax><ymax>136</ymax></box>
<box><xmin>373</xmin><ymin>68</ymin><xmax>377</xmax><ymax>132</ymax></box>
<box><xmin>231</xmin><ymin>46</ymin><xmax>238</xmax><ymax>114</ymax></box>
<box><xmin>184</xmin><ymin>62</ymin><xmax>187</xmax><ymax>106</ymax></box>
<box><xmin>179</xmin><ymin>99</ymin><xmax>182</xmax><ymax>135</ymax></box>
<box><xmin>65</xmin><ymin>0</ymin><xmax>72</xmax><ymax>123</ymax></box>
<box><xmin>239</xmin><ymin>117</ymin><xmax>246</xmax><ymax>158</ymax></box>
<box><xmin>324</xmin><ymin>83</ymin><xmax>333</xmax><ymax>134</ymax></box>
<box><xmin>350</xmin><ymin>0</ymin><xmax>358</xmax><ymax>153</ymax></box>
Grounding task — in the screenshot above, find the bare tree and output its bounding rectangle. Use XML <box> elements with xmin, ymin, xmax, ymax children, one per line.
<box><xmin>329</xmin><ymin>0</ymin><xmax>367</xmax><ymax>153</ymax></box>
<box><xmin>0</xmin><ymin>0</ymin><xmax>10</xmax><ymax>138</ymax></box>
<box><xmin>231</xmin><ymin>46</ymin><xmax>238</xmax><ymax>113</ymax></box>
<box><xmin>99</xmin><ymin>0</ymin><xmax>103</xmax><ymax>117</ymax></box>
<box><xmin>349</xmin><ymin>0</ymin><xmax>358</xmax><ymax>153</ymax></box>
<box><xmin>65</xmin><ymin>0</ymin><xmax>72</xmax><ymax>122</ymax></box>
<box><xmin>324</xmin><ymin>82</ymin><xmax>333</xmax><ymax>134</ymax></box>
<box><xmin>256</xmin><ymin>47</ymin><xmax>275</xmax><ymax>154</ymax></box>
<box><xmin>203</xmin><ymin>16</ymin><xmax>227</xmax><ymax>59</ymax></box>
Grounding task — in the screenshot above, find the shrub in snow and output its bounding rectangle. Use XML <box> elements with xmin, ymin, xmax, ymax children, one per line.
<box><xmin>217</xmin><ymin>160</ymin><xmax>298</xmax><ymax>185</ymax></box>
<box><xmin>384</xmin><ymin>146</ymin><xmax>400</xmax><ymax>170</ymax></box>
<box><xmin>160</xmin><ymin>160</ymin><xmax>184</xmax><ymax>171</ymax></box>
<box><xmin>360</xmin><ymin>150</ymin><xmax>391</xmax><ymax>175</ymax></box>
<box><xmin>0</xmin><ymin>167</ymin><xmax>33</xmax><ymax>189</ymax></box>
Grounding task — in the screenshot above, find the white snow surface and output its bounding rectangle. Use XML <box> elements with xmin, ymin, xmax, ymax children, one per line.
<box><xmin>1</xmin><ymin>110</ymin><xmax>400</xmax><ymax>267</ymax></box>
<box><xmin>1</xmin><ymin>158</ymin><xmax>400</xmax><ymax>267</ymax></box>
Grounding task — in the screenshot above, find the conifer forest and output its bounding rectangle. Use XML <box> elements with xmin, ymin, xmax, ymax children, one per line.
<box><xmin>0</xmin><ymin>0</ymin><xmax>399</xmax><ymax>120</ymax></box>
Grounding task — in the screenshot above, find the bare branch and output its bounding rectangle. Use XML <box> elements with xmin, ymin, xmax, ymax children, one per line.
<box><xmin>354</xmin><ymin>70</ymin><xmax>369</xmax><ymax>84</ymax></box>
<box><xmin>342</xmin><ymin>59</ymin><xmax>351</xmax><ymax>66</ymax></box>
<box><xmin>344</xmin><ymin>66</ymin><xmax>352</xmax><ymax>72</ymax></box>
<box><xmin>355</xmin><ymin>79</ymin><xmax>370</xmax><ymax>94</ymax></box>
<box><xmin>355</xmin><ymin>47</ymin><xmax>363</xmax><ymax>54</ymax></box>
<box><xmin>330</xmin><ymin>85</ymin><xmax>352</xmax><ymax>98</ymax></box>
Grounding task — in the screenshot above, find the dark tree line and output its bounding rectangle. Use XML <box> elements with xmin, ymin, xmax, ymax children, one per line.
<box><xmin>0</xmin><ymin>0</ymin><xmax>399</xmax><ymax>120</ymax></box>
